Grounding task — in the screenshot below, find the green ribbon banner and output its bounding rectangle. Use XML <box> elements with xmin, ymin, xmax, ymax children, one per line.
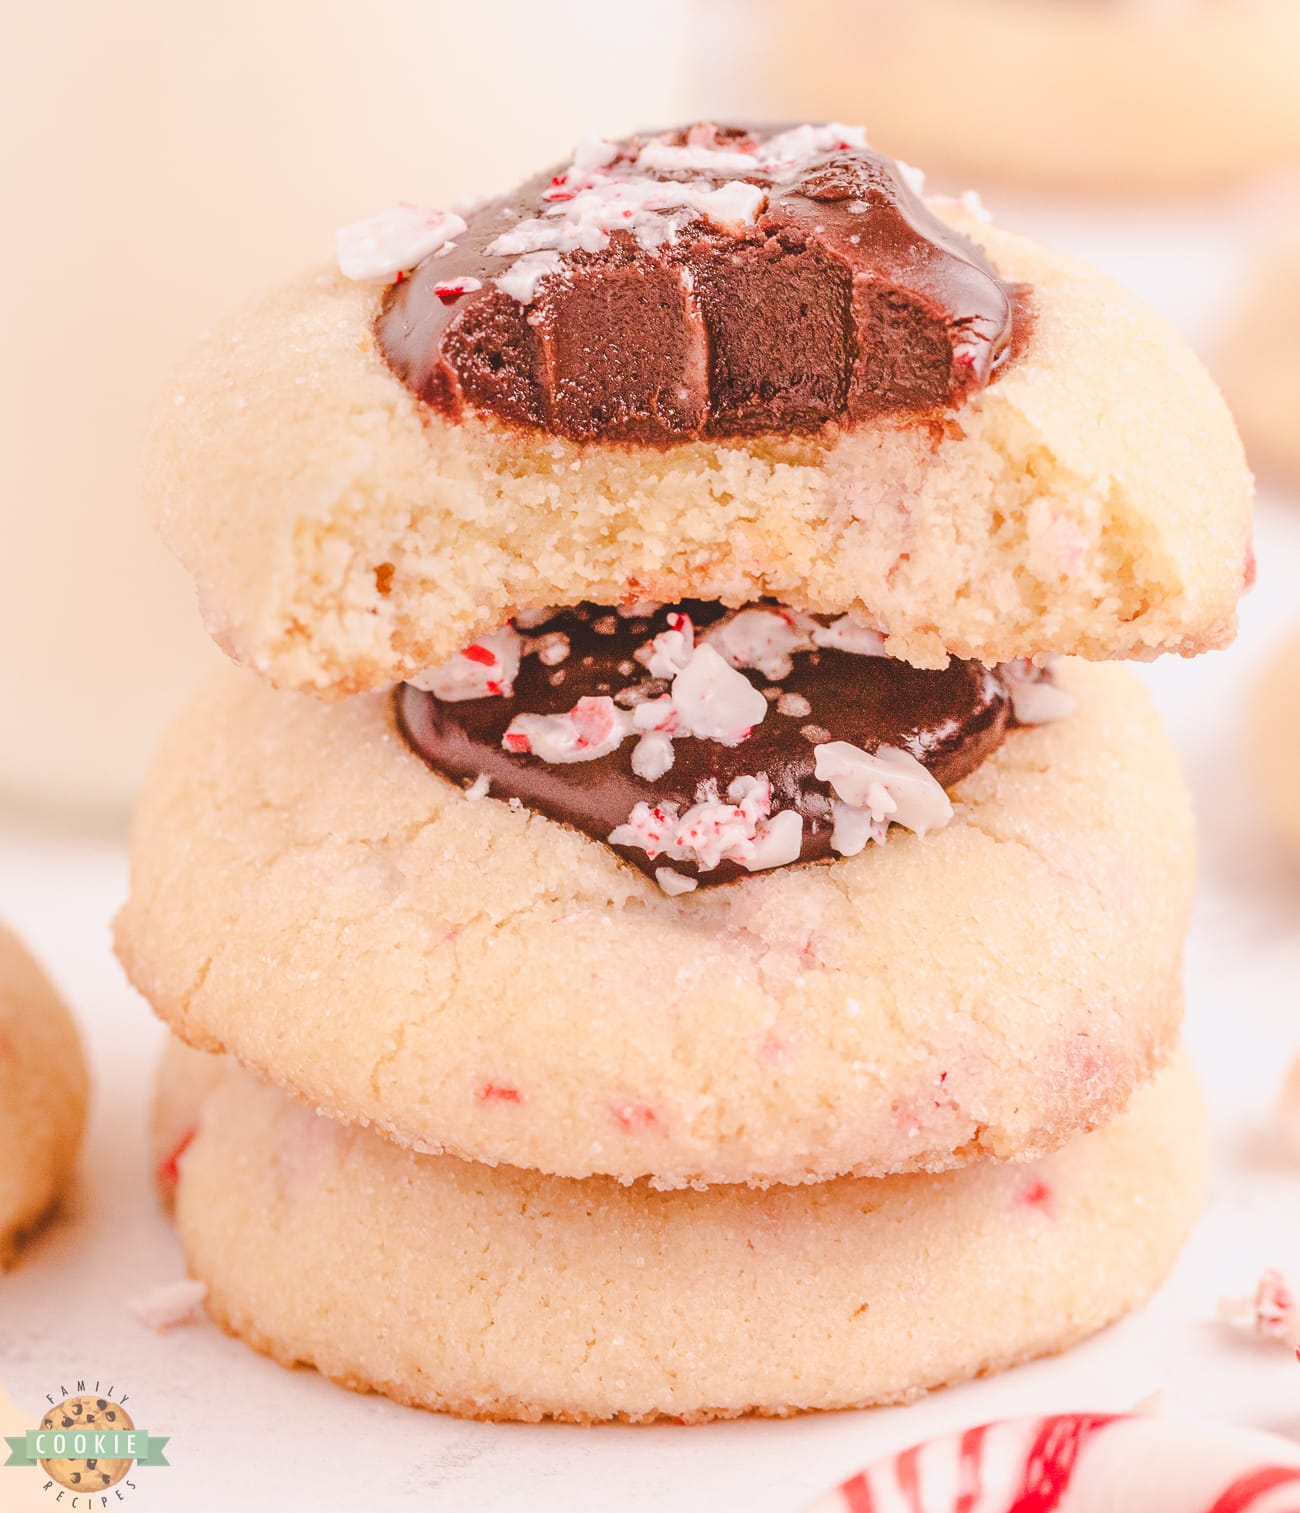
<box><xmin>4</xmin><ymin>1429</ymin><xmax>170</xmax><ymax>1467</ymax></box>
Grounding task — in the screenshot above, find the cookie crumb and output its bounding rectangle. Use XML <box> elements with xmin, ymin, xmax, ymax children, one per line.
<box><xmin>128</xmin><ymin>1278</ymin><xmax>208</xmax><ymax>1333</ymax></box>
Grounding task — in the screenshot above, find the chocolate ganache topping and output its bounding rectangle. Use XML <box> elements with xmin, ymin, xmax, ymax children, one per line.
<box><xmin>394</xmin><ymin>603</ymin><xmax>1065</xmax><ymax>891</ymax></box>
<box><xmin>376</xmin><ymin>122</ymin><xmax>1022</xmax><ymax>443</ymax></box>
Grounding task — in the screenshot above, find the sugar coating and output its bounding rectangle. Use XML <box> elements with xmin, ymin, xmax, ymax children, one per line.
<box><xmin>146</xmin><ymin>208</ymin><xmax>1252</xmax><ymax>697</ymax></box>
<box><xmin>157</xmin><ymin>1043</ymin><xmax>1205</xmax><ymax>1424</ymax></box>
<box><xmin>115</xmin><ymin>659</ymin><xmax>1195</xmax><ymax>1189</ymax></box>
<box><xmin>0</xmin><ymin>922</ymin><xmax>89</xmax><ymax>1266</ymax></box>
<box><xmin>776</xmin><ymin>0</ymin><xmax>1300</xmax><ymax>195</ymax></box>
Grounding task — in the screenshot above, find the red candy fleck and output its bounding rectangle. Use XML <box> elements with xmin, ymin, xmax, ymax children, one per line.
<box><xmin>504</xmin><ymin>731</ymin><xmax>531</xmax><ymax>753</ymax></box>
<box><xmin>1018</xmin><ymin>1177</ymin><xmax>1054</xmax><ymax>1214</ymax></box>
<box><xmin>477</xmin><ymin>1082</ymin><xmax>523</xmax><ymax>1105</ymax></box>
<box><xmin>462</xmin><ymin>644</ymin><xmax>497</xmax><ymax>666</ymax></box>
<box><xmin>157</xmin><ymin>1127</ymin><xmax>197</xmax><ymax>1191</ymax></box>
<box><xmin>611</xmin><ymin>1102</ymin><xmax>659</xmax><ymax>1133</ymax></box>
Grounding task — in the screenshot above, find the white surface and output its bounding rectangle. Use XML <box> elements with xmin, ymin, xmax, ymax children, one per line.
<box><xmin>4</xmin><ymin>198</ymin><xmax>1300</xmax><ymax>1512</ymax></box>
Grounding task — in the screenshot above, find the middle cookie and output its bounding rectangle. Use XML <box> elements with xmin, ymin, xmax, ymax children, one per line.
<box><xmin>117</xmin><ymin>650</ymin><xmax>1191</xmax><ymax>1189</ymax></box>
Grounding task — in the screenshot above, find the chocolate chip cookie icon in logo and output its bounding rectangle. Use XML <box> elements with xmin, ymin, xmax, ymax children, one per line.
<box><xmin>39</xmin><ymin>1396</ymin><xmax>135</xmax><ymax>1492</ymax></box>
<box><xmin>3</xmin><ymin>1381</ymin><xmax>170</xmax><ymax>1499</ymax></box>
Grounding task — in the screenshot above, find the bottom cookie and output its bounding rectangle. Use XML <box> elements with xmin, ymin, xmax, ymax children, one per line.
<box><xmin>158</xmin><ymin>1042</ymin><xmax>1206</xmax><ymax>1424</ymax></box>
<box><xmin>0</xmin><ymin>922</ymin><xmax>88</xmax><ymax>1266</ymax></box>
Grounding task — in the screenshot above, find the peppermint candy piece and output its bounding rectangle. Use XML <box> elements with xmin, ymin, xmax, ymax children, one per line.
<box><xmin>814</xmin><ymin>741</ymin><xmax>953</xmax><ymax>841</ymax></box>
<box><xmin>610</xmin><ymin>774</ymin><xmax>803</xmax><ymax>881</ymax></box>
<box><xmin>805</xmin><ymin>1413</ymin><xmax>1300</xmax><ymax>1513</ymax></box>
<box><xmin>408</xmin><ymin>625</ymin><xmax>522</xmax><ymax>701</ymax></box>
<box><xmin>336</xmin><ymin>203</ymin><xmax>468</xmax><ymax>283</ymax></box>
<box><xmin>668</xmin><ymin>644</ymin><xmax>768</xmax><ymax>746</ymax></box>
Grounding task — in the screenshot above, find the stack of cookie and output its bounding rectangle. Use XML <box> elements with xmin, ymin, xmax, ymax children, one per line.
<box><xmin>117</xmin><ymin>123</ymin><xmax>1251</xmax><ymax>1422</ymax></box>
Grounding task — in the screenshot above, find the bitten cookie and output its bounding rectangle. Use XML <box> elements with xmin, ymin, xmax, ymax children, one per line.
<box><xmin>147</xmin><ymin>125</ymin><xmax>1250</xmax><ymax>696</ymax></box>
<box><xmin>156</xmin><ymin>1041</ymin><xmax>1206</xmax><ymax>1424</ymax></box>
<box><xmin>116</xmin><ymin>656</ymin><xmax>1193</xmax><ymax>1188</ymax></box>
<box><xmin>1221</xmin><ymin>234</ymin><xmax>1300</xmax><ymax>489</ymax></box>
<box><xmin>0</xmin><ymin>922</ymin><xmax>88</xmax><ymax>1265</ymax></box>
<box><xmin>770</xmin><ymin>1</ymin><xmax>1300</xmax><ymax>195</ymax></box>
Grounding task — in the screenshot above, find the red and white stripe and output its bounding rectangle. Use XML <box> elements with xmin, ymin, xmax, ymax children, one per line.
<box><xmin>805</xmin><ymin>1414</ymin><xmax>1300</xmax><ymax>1513</ymax></box>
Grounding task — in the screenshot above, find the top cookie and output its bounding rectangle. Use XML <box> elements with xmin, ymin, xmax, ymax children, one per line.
<box><xmin>148</xmin><ymin>123</ymin><xmax>1252</xmax><ymax>696</ymax></box>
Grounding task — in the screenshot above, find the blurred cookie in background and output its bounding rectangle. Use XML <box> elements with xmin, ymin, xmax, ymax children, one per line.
<box><xmin>0</xmin><ymin>923</ymin><xmax>88</xmax><ymax>1266</ymax></box>
<box><xmin>1222</xmin><ymin>231</ymin><xmax>1300</xmax><ymax>488</ymax></box>
<box><xmin>766</xmin><ymin>0</ymin><xmax>1300</xmax><ymax>195</ymax></box>
<box><xmin>1251</xmin><ymin>629</ymin><xmax>1300</xmax><ymax>862</ymax></box>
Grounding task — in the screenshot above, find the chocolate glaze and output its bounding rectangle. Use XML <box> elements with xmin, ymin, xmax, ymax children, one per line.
<box><xmin>378</xmin><ymin>123</ymin><xmax>1022</xmax><ymax>444</ymax></box>
<box><xmin>395</xmin><ymin>603</ymin><xmax>1015</xmax><ymax>888</ymax></box>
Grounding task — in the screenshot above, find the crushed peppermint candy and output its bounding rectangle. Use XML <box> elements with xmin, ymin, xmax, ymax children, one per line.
<box><xmin>1000</xmin><ymin>657</ymin><xmax>1076</xmax><ymax>725</ymax></box>
<box><xmin>530</xmin><ymin>631</ymin><xmax>571</xmax><ymax>667</ymax></box>
<box><xmin>611</xmin><ymin>775</ymin><xmax>803</xmax><ymax>882</ymax></box>
<box><xmin>337</xmin><ymin>203</ymin><xmax>467</xmax><ymax>283</ymax></box>
<box><xmin>464</xmin><ymin>773</ymin><xmax>491</xmax><ymax>801</ymax></box>
<box><xmin>433</xmin><ymin>275</ymin><xmax>483</xmax><ymax>303</ymax></box>
<box><xmin>1218</xmin><ymin>1269</ymin><xmax>1300</xmax><ymax>1348</ymax></box>
<box><xmin>484</xmin><ymin>122</ymin><xmax>869</xmax><ymax>305</ymax></box>
<box><xmin>704</xmin><ymin>606</ymin><xmax>886</xmax><ymax>678</ymax></box>
<box><xmin>814</xmin><ymin>741</ymin><xmax>954</xmax><ymax>848</ymax></box>
<box><xmin>409</xmin><ymin>625</ymin><xmax>522</xmax><ymax>701</ymax></box>
<box><xmin>396</xmin><ymin>600</ymin><xmax>1051</xmax><ymax>889</ymax></box>
<box><xmin>128</xmin><ymin>1277</ymin><xmax>209</xmax><ymax>1333</ymax></box>
<box><xmin>504</xmin><ymin>695</ymin><xmax>628</xmax><ymax>763</ymax></box>
<box><xmin>668</xmin><ymin>644</ymin><xmax>768</xmax><ymax>746</ymax></box>
<box><xmin>503</xmin><ymin>623</ymin><xmax>765</xmax><ymax>769</ymax></box>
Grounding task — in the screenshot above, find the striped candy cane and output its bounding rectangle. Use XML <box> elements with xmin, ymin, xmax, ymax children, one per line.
<box><xmin>806</xmin><ymin>1414</ymin><xmax>1300</xmax><ymax>1513</ymax></box>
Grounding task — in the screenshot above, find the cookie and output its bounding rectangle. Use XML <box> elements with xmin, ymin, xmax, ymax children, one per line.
<box><xmin>1221</xmin><ymin>234</ymin><xmax>1300</xmax><ymax>489</ymax></box>
<box><xmin>0</xmin><ymin>922</ymin><xmax>88</xmax><ymax>1265</ymax></box>
<box><xmin>116</xmin><ymin>655</ymin><xmax>1193</xmax><ymax>1188</ymax></box>
<box><xmin>1249</xmin><ymin>629</ymin><xmax>1300</xmax><ymax>858</ymax></box>
<box><xmin>770</xmin><ymin>1</ymin><xmax>1300</xmax><ymax>195</ymax></box>
<box><xmin>146</xmin><ymin>125</ymin><xmax>1250</xmax><ymax>696</ymax></box>
<box><xmin>151</xmin><ymin>1035</ymin><xmax>224</xmax><ymax>1207</ymax></box>
<box><xmin>156</xmin><ymin>1040</ymin><xmax>1206</xmax><ymax>1424</ymax></box>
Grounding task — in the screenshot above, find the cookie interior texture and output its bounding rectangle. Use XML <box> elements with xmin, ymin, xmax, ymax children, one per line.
<box><xmin>160</xmin><ymin>1041</ymin><xmax>1206</xmax><ymax>1423</ymax></box>
<box><xmin>147</xmin><ymin>128</ymin><xmax>1250</xmax><ymax>694</ymax></box>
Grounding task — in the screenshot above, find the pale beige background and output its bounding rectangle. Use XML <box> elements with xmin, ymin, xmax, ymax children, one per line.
<box><xmin>0</xmin><ymin>0</ymin><xmax>692</xmax><ymax>819</ymax></box>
